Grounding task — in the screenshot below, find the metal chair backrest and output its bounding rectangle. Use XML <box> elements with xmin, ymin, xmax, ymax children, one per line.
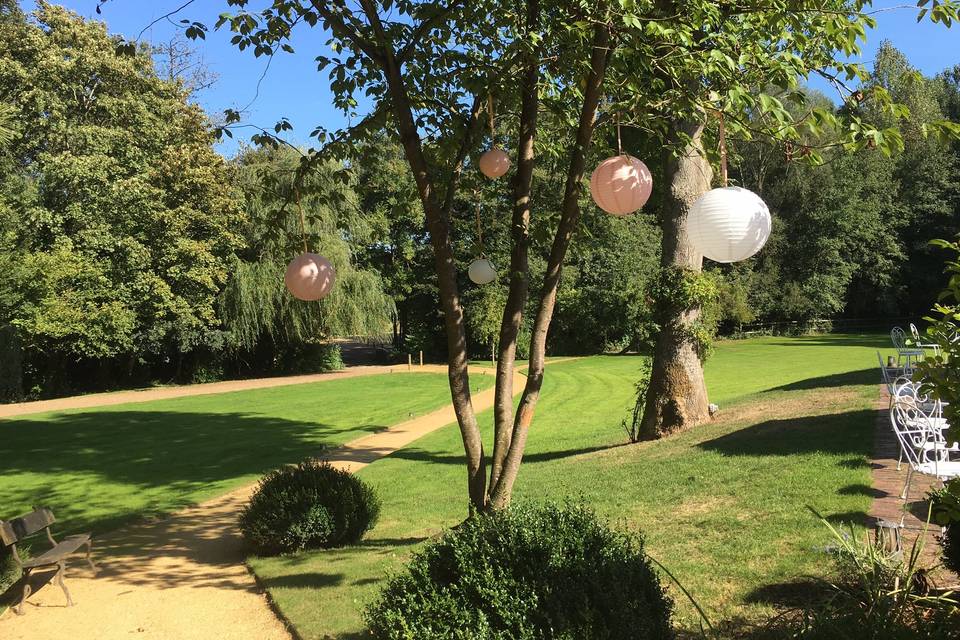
<box><xmin>911</xmin><ymin>323</ymin><xmax>923</xmax><ymax>342</ymax></box>
<box><xmin>890</xmin><ymin>397</ymin><xmax>933</xmax><ymax>468</ymax></box>
<box><xmin>0</xmin><ymin>507</ymin><xmax>55</xmax><ymax>547</ymax></box>
<box><xmin>891</xmin><ymin>326</ymin><xmax>909</xmax><ymax>351</ymax></box>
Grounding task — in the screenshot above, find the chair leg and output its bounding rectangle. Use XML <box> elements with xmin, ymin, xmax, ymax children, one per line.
<box><xmin>55</xmin><ymin>560</ymin><xmax>73</xmax><ymax>607</ymax></box>
<box><xmin>85</xmin><ymin>539</ymin><xmax>97</xmax><ymax>573</ymax></box>
<box><xmin>901</xmin><ymin>467</ymin><xmax>913</xmax><ymax>501</ymax></box>
<box><xmin>897</xmin><ymin>448</ymin><xmax>903</xmax><ymax>472</ymax></box>
<box><xmin>13</xmin><ymin>571</ymin><xmax>32</xmax><ymax>615</ymax></box>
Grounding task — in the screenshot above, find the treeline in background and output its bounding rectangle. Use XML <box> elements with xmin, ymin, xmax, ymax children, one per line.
<box><xmin>0</xmin><ymin>2</ymin><xmax>957</xmax><ymax>400</ymax></box>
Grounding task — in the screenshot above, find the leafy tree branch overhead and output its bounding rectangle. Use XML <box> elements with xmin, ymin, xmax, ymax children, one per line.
<box><xmin>22</xmin><ymin>0</ymin><xmax>960</xmax><ymax>512</ymax></box>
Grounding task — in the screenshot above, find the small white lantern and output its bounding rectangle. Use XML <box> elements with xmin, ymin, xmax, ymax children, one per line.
<box><xmin>478</xmin><ymin>148</ymin><xmax>510</xmax><ymax>179</ymax></box>
<box><xmin>589</xmin><ymin>154</ymin><xmax>653</xmax><ymax>216</ymax></box>
<box><xmin>687</xmin><ymin>186</ymin><xmax>772</xmax><ymax>263</ymax></box>
<box><xmin>284</xmin><ymin>252</ymin><xmax>336</xmax><ymax>300</ymax></box>
<box><xmin>468</xmin><ymin>258</ymin><xmax>497</xmax><ymax>285</ymax></box>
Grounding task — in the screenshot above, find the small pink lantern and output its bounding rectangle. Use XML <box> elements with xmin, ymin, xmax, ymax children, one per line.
<box><xmin>589</xmin><ymin>154</ymin><xmax>653</xmax><ymax>216</ymax></box>
<box><xmin>478</xmin><ymin>147</ymin><xmax>510</xmax><ymax>179</ymax></box>
<box><xmin>284</xmin><ymin>253</ymin><xmax>336</xmax><ymax>301</ymax></box>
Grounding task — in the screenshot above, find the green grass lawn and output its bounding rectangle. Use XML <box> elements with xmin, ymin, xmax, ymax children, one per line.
<box><xmin>0</xmin><ymin>372</ymin><xmax>492</xmax><ymax>534</ymax></box>
<box><xmin>248</xmin><ymin>333</ymin><xmax>890</xmax><ymax>637</ymax></box>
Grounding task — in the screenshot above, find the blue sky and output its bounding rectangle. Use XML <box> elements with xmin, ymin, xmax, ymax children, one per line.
<box><xmin>22</xmin><ymin>1</ymin><xmax>960</xmax><ymax>156</ymax></box>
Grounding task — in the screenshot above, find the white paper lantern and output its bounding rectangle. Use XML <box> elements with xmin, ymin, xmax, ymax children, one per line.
<box><xmin>687</xmin><ymin>186</ymin><xmax>772</xmax><ymax>263</ymax></box>
<box><xmin>478</xmin><ymin>147</ymin><xmax>511</xmax><ymax>179</ymax></box>
<box><xmin>589</xmin><ymin>154</ymin><xmax>653</xmax><ymax>216</ymax></box>
<box><xmin>468</xmin><ymin>258</ymin><xmax>497</xmax><ymax>285</ymax></box>
<box><xmin>284</xmin><ymin>252</ymin><xmax>336</xmax><ymax>300</ymax></box>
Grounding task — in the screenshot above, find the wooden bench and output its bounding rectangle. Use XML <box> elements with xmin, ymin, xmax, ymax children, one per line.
<box><xmin>0</xmin><ymin>507</ymin><xmax>96</xmax><ymax>615</ymax></box>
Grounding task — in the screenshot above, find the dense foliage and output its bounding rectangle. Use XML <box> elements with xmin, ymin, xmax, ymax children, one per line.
<box><xmin>727</xmin><ymin>45</ymin><xmax>960</xmax><ymax>329</ymax></box>
<box><xmin>238</xmin><ymin>460</ymin><xmax>381</xmax><ymax>555</ymax></box>
<box><xmin>364</xmin><ymin>503</ymin><xmax>673</xmax><ymax>640</ymax></box>
<box><xmin>929</xmin><ymin>479</ymin><xmax>960</xmax><ymax>574</ymax></box>
<box><xmin>0</xmin><ymin>4</ymin><xmax>391</xmax><ymax>399</ymax></box>
<box><xmin>0</xmin><ymin>3</ymin><xmax>243</xmax><ymax>396</ymax></box>
<box><xmin>916</xmin><ymin>235</ymin><xmax>960</xmax><ymax>425</ymax></box>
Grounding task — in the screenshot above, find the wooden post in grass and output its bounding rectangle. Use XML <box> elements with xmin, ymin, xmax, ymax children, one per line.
<box><xmin>419</xmin><ymin>351</ymin><xmax>423</xmax><ymax>367</ymax></box>
<box><xmin>407</xmin><ymin>354</ymin><xmax>412</xmax><ymax>371</ymax></box>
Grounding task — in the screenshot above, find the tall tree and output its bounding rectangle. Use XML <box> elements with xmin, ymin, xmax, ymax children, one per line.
<box><xmin>167</xmin><ymin>0</ymin><xmax>960</xmax><ymax>505</ymax></box>
<box><xmin>0</xmin><ymin>2</ymin><xmax>244</xmax><ymax>394</ymax></box>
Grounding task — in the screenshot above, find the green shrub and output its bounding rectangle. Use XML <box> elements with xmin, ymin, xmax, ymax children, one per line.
<box><xmin>317</xmin><ymin>342</ymin><xmax>344</xmax><ymax>372</ymax></box>
<box><xmin>928</xmin><ymin>479</ymin><xmax>960</xmax><ymax>574</ymax></box>
<box><xmin>365</xmin><ymin>502</ymin><xmax>673</xmax><ymax>640</ymax></box>
<box><xmin>0</xmin><ymin>544</ymin><xmax>25</xmax><ymax>598</ymax></box>
<box><xmin>239</xmin><ymin>460</ymin><xmax>380</xmax><ymax>555</ymax></box>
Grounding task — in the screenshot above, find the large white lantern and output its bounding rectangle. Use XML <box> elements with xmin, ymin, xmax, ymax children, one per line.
<box><xmin>284</xmin><ymin>252</ymin><xmax>336</xmax><ymax>300</ymax></box>
<box><xmin>468</xmin><ymin>258</ymin><xmax>497</xmax><ymax>285</ymax></box>
<box><xmin>687</xmin><ymin>186</ymin><xmax>771</xmax><ymax>263</ymax></box>
<box><xmin>589</xmin><ymin>154</ymin><xmax>653</xmax><ymax>216</ymax></box>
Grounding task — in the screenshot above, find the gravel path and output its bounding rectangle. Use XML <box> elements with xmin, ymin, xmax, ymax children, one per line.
<box><xmin>0</xmin><ymin>364</ymin><xmax>520</xmax><ymax>639</ymax></box>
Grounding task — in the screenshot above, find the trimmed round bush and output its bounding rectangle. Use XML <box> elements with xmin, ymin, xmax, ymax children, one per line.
<box><xmin>239</xmin><ymin>460</ymin><xmax>380</xmax><ymax>555</ymax></box>
<box><xmin>365</xmin><ymin>502</ymin><xmax>673</xmax><ymax>639</ymax></box>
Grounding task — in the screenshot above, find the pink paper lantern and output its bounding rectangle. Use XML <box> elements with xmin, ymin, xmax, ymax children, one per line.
<box><xmin>284</xmin><ymin>253</ymin><xmax>336</xmax><ymax>301</ymax></box>
<box><xmin>589</xmin><ymin>154</ymin><xmax>653</xmax><ymax>216</ymax></box>
<box><xmin>478</xmin><ymin>147</ymin><xmax>511</xmax><ymax>179</ymax></box>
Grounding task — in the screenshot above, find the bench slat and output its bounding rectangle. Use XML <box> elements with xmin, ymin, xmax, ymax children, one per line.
<box><xmin>2</xmin><ymin>508</ymin><xmax>56</xmax><ymax>545</ymax></box>
<box><xmin>22</xmin><ymin>534</ymin><xmax>90</xmax><ymax>569</ymax></box>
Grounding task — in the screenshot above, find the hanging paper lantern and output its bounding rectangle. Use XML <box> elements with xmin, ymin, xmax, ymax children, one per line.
<box><xmin>478</xmin><ymin>147</ymin><xmax>511</xmax><ymax>179</ymax></box>
<box><xmin>468</xmin><ymin>258</ymin><xmax>497</xmax><ymax>285</ymax></box>
<box><xmin>589</xmin><ymin>155</ymin><xmax>653</xmax><ymax>216</ymax></box>
<box><xmin>687</xmin><ymin>186</ymin><xmax>772</xmax><ymax>263</ymax></box>
<box><xmin>284</xmin><ymin>252</ymin><xmax>336</xmax><ymax>300</ymax></box>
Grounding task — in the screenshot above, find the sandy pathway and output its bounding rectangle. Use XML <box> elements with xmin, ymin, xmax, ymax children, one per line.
<box><xmin>0</xmin><ymin>365</ymin><xmax>525</xmax><ymax>639</ymax></box>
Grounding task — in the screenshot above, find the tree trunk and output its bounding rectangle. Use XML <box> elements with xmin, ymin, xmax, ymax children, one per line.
<box><xmin>639</xmin><ymin>118</ymin><xmax>712</xmax><ymax>440</ymax></box>
<box><xmin>356</xmin><ymin>0</ymin><xmax>488</xmax><ymax>510</ymax></box>
<box><xmin>487</xmin><ymin>21</ymin><xmax>612</xmax><ymax>510</ymax></box>
<box><xmin>489</xmin><ymin>0</ymin><xmax>540</xmax><ymax>494</ymax></box>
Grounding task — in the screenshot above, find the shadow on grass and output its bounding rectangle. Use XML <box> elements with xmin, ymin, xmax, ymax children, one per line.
<box><xmin>759</xmin><ymin>333</ymin><xmax>888</xmax><ymax>349</ymax></box>
<box><xmin>697</xmin><ymin>409</ymin><xmax>875</xmax><ymax>458</ymax></box>
<box><xmin>0</xmin><ymin>410</ymin><xmax>389</xmax><ymax>535</ymax></box>
<box><xmin>385</xmin><ymin>443</ymin><xmax>628</xmax><ymax>467</ymax></box>
<box><xmin>259</xmin><ymin>571</ymin><xmax>344</xmax><ymax>590</ymax></box>
<box><xmin>744</xmin><ymin>576</ymin><xmax>831</xmax><ymax>608</ymax></box>
<box><xmin>767</xmin><ymin>368</ymin><xmax>878</xmax><ymax>392</ymax></box>
<box><xmin>838</xmin><ymin>483</ymin><xmax>885</xmax><ymax>498</ymax></box>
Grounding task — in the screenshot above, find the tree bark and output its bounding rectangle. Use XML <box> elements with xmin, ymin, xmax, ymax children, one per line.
<box><xmin>489</xmin><ymin>0</ymin><xmax>540</xmax><ymax>494</ymax></box>
<box><xmin>487</xmin><ymin>21</ymin><xmax>612</xmax><ymax>510</ymax></box>
<box><xmin>639</xmin><ymin>117</ymin><xmax>712</xmax><ymax>440</ymax></box>
<box><xmin>356</xmin><ymin>0</ymin><xmax>487</xmax><ymax>510</ymax></box>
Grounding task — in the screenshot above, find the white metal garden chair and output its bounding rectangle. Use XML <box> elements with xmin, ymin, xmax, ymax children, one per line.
<box><xmin>910</xmin><ymin>323</ymin><xmax>942</xmax><ymax>358</ymax></box>
<box><xmin>890</xmin><ymin>395</ymin><xmax>960</xmax><ymax>501</ymax></box>
<box><xmin>891</xmin><ymin>327</ymin><xmax>924</xmax><ymax>369</ymax></box>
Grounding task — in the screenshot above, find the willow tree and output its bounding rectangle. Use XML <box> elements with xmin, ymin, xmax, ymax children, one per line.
<box><xmin>221</xmin><ymin>146</ymin><xmax>393</xmax><ymax>362</ymax></box>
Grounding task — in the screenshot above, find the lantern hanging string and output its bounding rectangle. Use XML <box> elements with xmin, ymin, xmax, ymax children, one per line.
<box><xmin>293</xmin><ymin>184</ymin><xmax>309</xmax><ymax>254</ymax></box>
<box><xmin>718</xmin><ymin>111</ymin><xmax>728</xmax><ymax>187</ymax></box>
<box><xmin>615</xmin><ymin>110</ymin><xmax>623</xmax><ymax>156</ymax></box>
<box><xmin>488</xmin><ymin>94</ymin><xmax>496</xmax><ymax>144</ymax></box>
<box><xmin>474</xmin><ymin>190</ymin><xmax>484</xmax><ymax>258</ymax></box>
